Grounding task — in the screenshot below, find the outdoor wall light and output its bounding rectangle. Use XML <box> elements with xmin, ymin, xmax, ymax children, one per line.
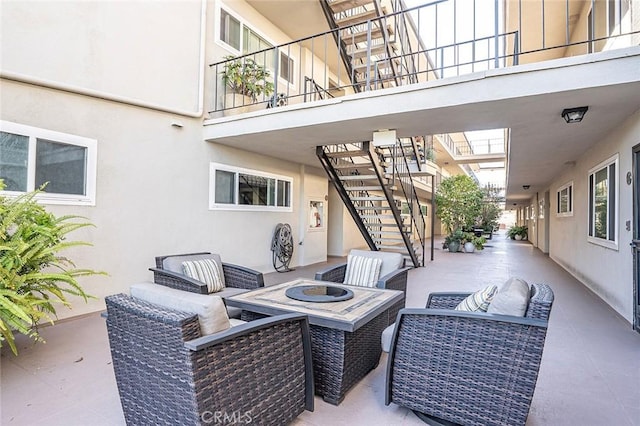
<box><xmin>561</xmin><ymin>106</ymin><xmax>588</xmax><ymax>123</ymax></box>
<box><xmin>372</xmin><ymin>129</ymin><xmax>397</xmax><ymax>147</ymax></box>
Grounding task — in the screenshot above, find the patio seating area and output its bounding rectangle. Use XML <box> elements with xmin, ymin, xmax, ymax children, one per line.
<box><xmin>2</xmin><ymin>232</ymin><xmax>639</xmax><ymax>425</ymax></box>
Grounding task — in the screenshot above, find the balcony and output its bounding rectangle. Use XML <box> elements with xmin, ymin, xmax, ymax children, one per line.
<box><xmin>208</xmin><ymin>0</ymin><xmax>639</xmax><ymax>117</ymax></box>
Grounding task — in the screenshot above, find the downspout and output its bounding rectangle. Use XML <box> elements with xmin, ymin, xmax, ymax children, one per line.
<box><xmin>0</xmin><ymin>0</ymin><xmax>207</xmax><ymax>119</ymax></box>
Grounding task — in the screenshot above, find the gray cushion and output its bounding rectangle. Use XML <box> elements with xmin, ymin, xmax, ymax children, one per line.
<box><xmin>163</xmin><ymin>253</ymin><xmax>225</xmax><ymax>284</ymax></box>
<box><xmin>229</xmin><ymin>318</ymin><xmax>246</xmax><ymax>327</ymax></box>
<box><xmin>381</xmin><ymin>323</ymin><xmax>395</xmax><ymax>352</ymax></box>
<box><xmin>226</xmin><ymin>306</ymin><xmax>243</xmax><ymax>320</ymax></box>
<box><xmin>215</xmin><ymin>287</ymin><xmax>248</xmax><ymax>299</ymax></box>
<box><xmin>349</xmin><ymin>249</ymin><xmax>404</xmax><ymax>279</ymax></box>
<box><xmin>487</xmin><ymin>277</ymin><xmax>530</xmax><ymax>317</ymax></box>
<box><xmin>130</xmin><ymin>282</ymin><xmax>230</xmax><ymax>335</ymax></box>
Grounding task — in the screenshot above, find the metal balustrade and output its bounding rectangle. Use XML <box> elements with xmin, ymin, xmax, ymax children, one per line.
<box><xmin>209</xmin><ymin>0</ymin><xmax>638</xmax><ymax>114</ymax></box>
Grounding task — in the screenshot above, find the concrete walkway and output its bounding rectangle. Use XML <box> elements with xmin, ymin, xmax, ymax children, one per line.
<box><xmin>2</xmin><ymin>232</ymin><xmax>639</xmax><ymax>425</ymax></box>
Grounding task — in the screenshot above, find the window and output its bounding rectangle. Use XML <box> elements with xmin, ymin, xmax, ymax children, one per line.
<box><xmin>243</xmin><ymin>27</ymin><xmax>274</xmax><ymax>66</ymax></box>
<box><xmin>217</xmin><ymin>6</ymin><xmax>295</xmax><ymax>84</ymax></box>
<box><xmin>588</xmin><ymin>154</ymin><xmax>618</xmax><ymax>248</ymax></box>
<box><xmin>556</xmin><ymin>181</ymin><xmax>573</xmax><ymax>216</ymax></box>
<box><xmin>0</xmin><ymin>121</ymin><xmax>97</xmax><ymax>205</ymax></box>
<box><xmin>220</xmin><ymin>9</ymin><xmax>240</xmax><ymax>51</ymax></box>
<box><xmin>210</xmin><ymin>163</ymin><xmax>292</xmax><ymax>211</ymax></box>
<box><xmin>280</xmin><ymin>52</ymin><xmax>294</xmax><ymax>84</ymax></box>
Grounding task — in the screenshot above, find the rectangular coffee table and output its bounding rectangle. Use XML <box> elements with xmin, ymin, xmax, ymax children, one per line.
<box><xmin>226</xmin><ymin>279</ymin><xmax>403</xmax><ymax>405</ymax></box>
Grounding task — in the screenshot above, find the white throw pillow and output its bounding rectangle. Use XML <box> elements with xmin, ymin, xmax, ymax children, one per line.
<box><xmin>343</xmin><ymin>254</ymin><xmax>382</xmax><ymax>287</ymax></box>
<box><xmin>182</xmin><ymin>258</ymin><xmax>225</xmax><ymax>293</ymax></box>
<box><xmin>455</xmin><ymin>284</ymin><xmax>498</xmax><ymax>312</ymax></box>
<box><xmin>130</xmin><ymin>282</ymin><xmax>230</xmax><ymax>335</ymax></box>
<box><xmin>487</xmin><ymin>277</ymin><xmax>530</xmax><ymax>317</ymax></box>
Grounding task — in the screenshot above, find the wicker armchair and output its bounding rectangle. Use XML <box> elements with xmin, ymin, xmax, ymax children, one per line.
<box><xmin>150</xmin><ymin>252</ymin><xmax>264</xmax><ymax>294</ymax></box>
<box><xmin>315</xmin><ymin>250</ymin><xmax>410</xmax><ymax>326</ymax></box>
<box><xmin>105</xmin><ymin>293</ymin><xmax>314</xmax><ymax>426</ymax></box>
<box><xmin>385</xmin><ymin>283</ymin><xmax>554</xmax><ymax>426</ymax></box>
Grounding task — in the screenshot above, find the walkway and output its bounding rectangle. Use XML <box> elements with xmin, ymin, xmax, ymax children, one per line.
<box><xmin>2</xmin><ymin>233</ymin><xmax>639</xmax><ymax>425</ymax></box>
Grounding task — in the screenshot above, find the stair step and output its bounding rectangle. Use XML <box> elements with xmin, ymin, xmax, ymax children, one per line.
<box><xmin>333</xmin><ymin>163</ymin><xmax>373</xmax><ymax>170</ymax></box>
<box><xmin>368</xmin><ymin>229</ymin><xmax>408</xmax><ymax>235</ymax></box>
<box><xmin>355</xmin><ymin>70</ymin><xmax>395</xmax><ymax>83</ymax></box>
<box><xmin>367</xmin><ymin>223</ymin><xmax>410</xmax><ymax>228</ymax></box>
<box><xmin>377</xmin><ymin>245</ymin><xmax>410</xmax><ymax>252</ymax></box>
<box><xmin>351</xmin><ymin>196</ymin><xmax>386</xmax><ymax>201</ymax></box>
<box><xmin>353</xmin><ymin>205</ymin><xmax>390</xmax><ymax>210</ymax></box>
<box><xmin>343</xmin><ymin>26</ymin><xmax>390</xmax><ymax>44</ymax></box>
<box><xmin>360</xmin><ymin>214</ymin><xmax>397</xmax><ymax>220</ymax></box>
<box><xmin>338</xmin><ymin>174</ymin><xmax>379</xmax><ymax>181</ymax></box>
<box><xmin>344</xmin><ymin>186</ymin><xmax>383</xmax><ymax>191</ymax></box>
<box><xmin>353</xmin><ymin>59</ymin><xmax>397</xmax><ymax>73</ymax></box>
<box><xmin>350</xmin><ymin>44</ymin><xmax>389</xmax><ymax>59</ymax></box>
<box><xmin>325</xmin><ymin>149</ymin><xmax>369</xmax><ymax>158</ymax></box>
<box><xmin>335</xmin><ymin>9</ymin><xmax>378</xmax><ymax>27</ymax></box>
<box><xmin>372</xmin><ymin>237</ymin><xmax>404</xmax><ymax>244</ymax></box>
<box><xmin>328</xmin><ymin>0</ymin><xmax>373</xmax><ymax>14</ymax></box>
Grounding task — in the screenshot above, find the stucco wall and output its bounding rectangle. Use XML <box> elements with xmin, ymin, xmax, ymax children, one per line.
<box><xmin>1</xmin><ymin>79</ymin><xmax>330</xmax><ymax>319</ymax></box>
<box><xmin>1</xmin><ymin>0</ymin><xmax>203</xmax><ymax>112</ymax></box>
<box><xmin>326</xmin><ymin>186</ymin><xmax>367</xmax><ymax>256</ymax></box>
<box><xmin>548</xmin><ymin>110</ymin><xmax>640</xmax><ymax>323</ymax></box>
<box><xmin>0</xmin><ymin>0</ymin><xmax>334</xmax><ymax>320</ymax></box>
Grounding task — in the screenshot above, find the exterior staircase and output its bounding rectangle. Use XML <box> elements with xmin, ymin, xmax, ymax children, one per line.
<box><xmin>320</xmin><ymin>0</ymin><xmax>422</xmax><ymax>91</ymax></box>
<box><xmin>316</xmin><ymin>0</ymin><xmax>432</xmax><ymax>267</ymax></box>
<box><xmin>317</xmin><ymin>141</ymin><xmax>427</xmax><ymax>267</ymax></box>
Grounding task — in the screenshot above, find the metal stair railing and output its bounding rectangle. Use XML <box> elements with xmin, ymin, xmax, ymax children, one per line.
<box><xmin>316</xmin><ymin>143</ymin><xmax>378</xmax><ymax>251</ymax></box>
<box><xmin>366</xmin><ymin>142</ymin><xmax>420</xmax><ymax>266</ymax></box>
<box><xmin>303</xmin><ymin>77</ymin><xmax>335</xmax><ymax>102</ymax></box>
<box><xmin>319</xmin><ymin>0</ymin><xmax>360</xmax><ymax>92</ymax></box>
<box><xmin>381</xmin><ymin>141</ymin><xmax>426</xmax><ymax>266</ymax></box>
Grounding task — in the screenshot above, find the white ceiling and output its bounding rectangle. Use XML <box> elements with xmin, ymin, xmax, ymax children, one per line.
<box><xmin>204</xmin><ymin>47</ymin><xmax>640</xmax><ymax>206</ymax></box>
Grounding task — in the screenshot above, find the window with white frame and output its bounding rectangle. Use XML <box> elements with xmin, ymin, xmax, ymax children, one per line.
<box><xmin>588</xmin><ymin>154</ymin><xmax>618</xmax><ymax>248</ymax></box>
<box><xmin>556</xmin><ymin>181</ymin><xmax>573</xmax><ymax>216</ymax></box>
<box><xmin>219</xmin><ymin>9</ymin><xmax>241</xmax><ymax>51</ymax></box>
<box><xmin>210</xmin><ymin>163</ymin><xmax>292</xmax><ymax>211</ymax></box>
<box><xmin>217</xmin><ymin>6</ymin><xmax>295</xmax><ymax>85</ymax></box>
<box><xmin>0</xmin><ymin>121</ymin><xmax>97</xmax><ymax>205</ymax></box>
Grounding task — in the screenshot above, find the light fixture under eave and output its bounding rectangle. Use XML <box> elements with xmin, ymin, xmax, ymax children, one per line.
<box><xmin>561</xmin><ymin>106</ymin><xmax>588</xmax><ymax>123</ymax></box>
<box><xmin>372</xmin><ymin>129</ymin><xmax>397</xmax><ymax>147</ymax></box>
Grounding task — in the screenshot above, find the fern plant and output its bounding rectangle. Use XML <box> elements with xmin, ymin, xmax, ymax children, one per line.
<box><xmin>0</xmin><ymin>182</ymin><xmax>104</xmax><ymax>355</ymax></box>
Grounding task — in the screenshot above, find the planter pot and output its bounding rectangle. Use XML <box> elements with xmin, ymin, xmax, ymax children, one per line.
<box><xmin>464</xmin><ymin>242</ymin><xmax>476</xmax><ymax>253</ymax></box>
<box><xmin>515</xmin><ymin>235</ymin><xmax>523</xmax><ymax>241</ymax></box>
<box><xmin>448</xmin><ymin>241</ymin><xmax>460</xmax><ymax>253</ymax></box>
<box><xmin>224</xmin><ymin>94</ymin><xmax>261</xmax><ymax>115</ymax></box>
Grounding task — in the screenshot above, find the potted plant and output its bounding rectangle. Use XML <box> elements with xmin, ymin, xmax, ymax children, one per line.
<box><xmin>0</xmin><ymin>182</ymin><xmax>104</xmax><ymax>355</ymax></box>
<box><xmin>473</xmin><ymin>235</ymin><xmax>486</xmax><ymax>251</ymax></box>
<box><xmin>461</xmin><ymin>232</ymin><xmax>477</xmax><ymax>253</ymax></box>
<box><xmin>221</xmin><ymin>55</ymin><xmax>274</xmax><ymax>113</ymax></box>
<box><xmin>445</xmin><ymin>229</ymin><xmax>464</xmax><ymax>253</ymax></box>
<box><xmin>435</xmin><ymin>175</ymin><xmax>484</xmax><ymax>236</ymax></box>
<box><xmin>507</xmin><ymin>225</ymin><xmax>528</xmax><ymax>240</ymax></box>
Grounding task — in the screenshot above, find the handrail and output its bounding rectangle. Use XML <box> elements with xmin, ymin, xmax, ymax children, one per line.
<box><xmin>391</xmin><ymin>141</ymin><xmax>426</xmax><ymax>253</ymax></box>
<box><xmin>209</xmin><ymin>0</ymin><xmax>639</xmax><ymax>114</ymax></box>
<box><xmin>303</xmin><ymin>77</ymin><xmax>335</xmax><ymax>102</ymax></box>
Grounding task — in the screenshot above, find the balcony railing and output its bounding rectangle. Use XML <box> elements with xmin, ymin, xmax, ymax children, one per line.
<box><xmin>209</xmin><ymin>0</ymin><xmax>638</xmax><ymax>115</ymax></box>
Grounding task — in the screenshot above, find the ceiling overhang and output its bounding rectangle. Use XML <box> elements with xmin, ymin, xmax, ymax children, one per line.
<box><xmin>204</xmin><ymin>47</ymin><xmax>640</xmax><ymax>204</ymax></box>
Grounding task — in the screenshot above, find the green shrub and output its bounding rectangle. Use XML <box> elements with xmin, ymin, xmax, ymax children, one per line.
<box><xmin>435</xmin><ymin>175</ymin><xmax>484</xmax><ymax>235</ymax></box>
<box><xmin>0</xmin><ymin>182</ymin><xmax>104</xmax><ymax>355</ymax></box>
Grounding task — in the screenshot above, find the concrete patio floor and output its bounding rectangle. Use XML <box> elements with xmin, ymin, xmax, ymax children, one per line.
<box><xmin>2</xmin><ymin>232</ymin><xmax>639</xmax><ymax>425</ymax></box>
